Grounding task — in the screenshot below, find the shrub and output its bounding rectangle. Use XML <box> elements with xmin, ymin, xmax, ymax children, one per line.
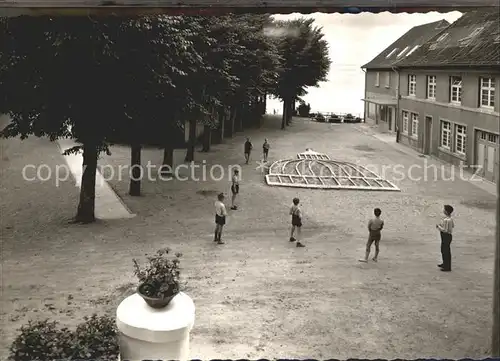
<box><xmin>71</xmin><ymin>314</ymin><xmax>119</xmax><ymax>361</ymax></box>
<box><xmin>9</xmin><ymin>315</ymin><xmax>119</xmax><ymax>361</ymax></box>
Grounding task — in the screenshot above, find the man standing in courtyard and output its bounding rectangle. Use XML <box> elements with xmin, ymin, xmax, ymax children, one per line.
<box><xmin>214</xmin><ymin>193</ymin><xmax>227</xmax><ymax>245</ymax></box>
<box><xmin>437</xmin><ymin>204</ymin><xmax>454</xmax><ymax>272</ymax></box>
<box><xmin>244</xmin><ymin>137</ymin><xmax>253</xmax><ymax>164</ymax></box>
<box><xmin>263</xmin><ymin>138</ymin><xmax>270</xmax><ymax>162</ymax></box>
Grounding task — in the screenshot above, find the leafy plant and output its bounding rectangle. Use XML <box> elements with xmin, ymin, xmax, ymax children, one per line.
<box><xmin>9</xmin><ymin>315</ymin><xmax>118</xmax><ymax>361</ymax></box>
<box><xmin>71</xmin><ymin>314</ymin><xmax>119</xmax><ymax>361</ymax></box>
<box><xmin>133</xmin><ymin>248</ymin><xmax>182</xmax><ymax>299</ymax></box>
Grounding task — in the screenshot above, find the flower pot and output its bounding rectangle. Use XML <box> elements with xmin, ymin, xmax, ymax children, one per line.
<box><xmin>137</xmin><ymin>283</ymin><xmax>178</xmax><ymax>309</ymax></box>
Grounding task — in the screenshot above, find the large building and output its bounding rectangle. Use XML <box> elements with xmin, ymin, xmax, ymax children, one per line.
<box><xmin>361</xmin><ymin>20</ymin><xmax>449</xmax><ymax>133</ymax></box>
<box><xmin>395</xmin><ymin>10</ymin><xmax>500</xmax><ymax>184</ymax></box>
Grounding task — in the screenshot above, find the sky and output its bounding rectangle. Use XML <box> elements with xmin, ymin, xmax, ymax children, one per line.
<box><xmin>267</xmin><ymin>11</ymin><xmax>463</xmax><ymax>116</ymax></box>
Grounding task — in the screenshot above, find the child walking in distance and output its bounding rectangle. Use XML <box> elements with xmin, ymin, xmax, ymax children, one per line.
<box><xmin>359</xmin><ymin>208</ymin><xmax>384</xmax><ymax>262</ymax></box>
<box><xmin>263</xmin><ymin>139</ymin><xmax>270</xmax><ymax>162</ymax></box>
<box><xmin>436</xmin><ymin>204</ymin><xmax>454</xmax><ymax>272</ymax></box>
<box><xmin>244</xmin><ymin>137</ymin><xmax>253</xmax><ymax>164</ymax></box>
<box><xmin>230</xmin><ymin>169</ymin><xmax>239</xmax><ymax>210</ymax></box>
<box><xmin>214</xmin><ymin>193</ymin><xmax>227</xmax><ymax>245</ymax></box>
<box><xmin>289</xmin><ymin>198</ymin><xmax>305</xmax><ymax>248</ymax></box>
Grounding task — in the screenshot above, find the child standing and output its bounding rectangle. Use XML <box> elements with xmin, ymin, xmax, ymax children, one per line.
<box><xmin>289</xmin><ymin>198</ymin><xmax>305</xmax><ymax>248</ymax></box>
<box><xmin>436</xmin><ymin>204</ymin><xmax>454</xmax><ymax>272</ymax></box>
<box><xmin>244</xmin><ymin>137</ymin><xmax>253</xmax><ymax>164</ymax></box>
<box><xmin>359</xmin><ymin>208</ymin><xmax>384</xmax><ymax>262</ymax></box>
<box><xmin>230</xmin><ymin>169</ymin><xmax>239</xmax><ymax>210</ymax></box>
<box><xmin>262</xmin><ymin>139</ymin><xmax>270</xmax><ymax>162</ymax></box>
<box><xmin>214</xmin><ymin>193</ymin><xmax>227</xmax><ymax>245</ymax></box>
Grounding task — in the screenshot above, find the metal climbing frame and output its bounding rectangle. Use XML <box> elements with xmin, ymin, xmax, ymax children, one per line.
<box><xmin>265</xmin><ymin>150</ymin><xmax>400</xmax><ymax>191</ymax></box>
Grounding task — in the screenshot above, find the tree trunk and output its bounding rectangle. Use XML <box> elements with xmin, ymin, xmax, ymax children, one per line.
<box><xmin>281</xmin><ymin>100</ymin><xmax>287</xmax><ymax>129</ymax></box>
<box><xmin>202</xmin><ymin>125</ymin><xmax>212</xmax><ymax>152</ymax></box>
<box><xmin>212</xmin><ymin>109</ymin><xmax>224</xmax><ymax>144</ymax></box>
<box><xmin>493</xmin><ymin>175</ymin><xmax>500</xmax><ymax>356</ymax></box>
<box><xmin>161</xmin><ymin>146</ymin><xmax>174</xmax><ymax>176</ymax></box>
<box><xmin>129</xmin><ymin>144</ymin><xmax>142</xmax><ymax>196</ymax></box>
<box><xmin>225</xmin><ymin>106</ymin><xmax>236</xmax><ymax>138</ymax></box>
<box><xmin>75</xmin><ymin>143</ymin><xmax>98</xmax><ymax>223</ymax></box>
<box><xmin>235</xmin><ymin>103</ymin><xmax>244</xmax><ymax>132</ymax></box>
<box><xmin>185</xmin><ymin>118</ymin><xmax>196</xmax><ymax>162</ymax></box>
<box><xmin>286</xmin><ymin>99</ymin><xmax>293</xmax><ymax>126</ymax></box>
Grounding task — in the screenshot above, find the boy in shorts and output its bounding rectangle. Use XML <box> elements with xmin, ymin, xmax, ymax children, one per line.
<box><xmin>230</xmin><ymin>169</ymin><xmax>239</xmax><ymax>210</ymax></box>
<box><xmin>359</xmin><ymin>208</ymin><xmax>384</xmax><ymax>262</ymax></box>
<box><xmin>214</xmin><ymin>193</ymin><xmax>227</xmax><ymax>245</ymax></box>
<box><xmin>289</xmin><ymin>198</ymin><xmax>305</xmax><ymax>248</ymax></box>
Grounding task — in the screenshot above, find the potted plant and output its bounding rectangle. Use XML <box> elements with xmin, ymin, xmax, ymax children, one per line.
<box><xmin>133</xmin><ymin>248</ymin><xmax>182</xmax><ymax>309</ymax></box>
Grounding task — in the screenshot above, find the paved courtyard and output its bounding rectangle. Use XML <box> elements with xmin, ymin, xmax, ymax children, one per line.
<box><xmin>0</xmin><ymin>116</ymin><xmax>496</xmax><ymax>359</ymax></box>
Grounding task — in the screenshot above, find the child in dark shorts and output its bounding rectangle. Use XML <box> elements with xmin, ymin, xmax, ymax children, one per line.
<box><xmin>214</xmin><ymin>193</ymin><xmax>227</xmax><ymax>245</ymax></box>
<box><xmin>359</xmin><ymin>208</ymin><xmax>384</xmax><ymax>262</ymax></box>
<box><xmin>289</xmin><ymin>197</ymin><xmax>305</xmax><ymax>248</ymax></box>
<box><xmin>230</xmin><ymin>169</ymin><xmax>239</xmax><ymax>210</ymax></box>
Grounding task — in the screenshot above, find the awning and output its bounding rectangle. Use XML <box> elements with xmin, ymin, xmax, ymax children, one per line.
<box><xmin>361</xmin><ymin>98</ymin><xmax>397</xmax><ymax>106</ymax></box>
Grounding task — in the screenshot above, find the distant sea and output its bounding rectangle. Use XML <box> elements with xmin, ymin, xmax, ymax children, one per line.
<box><xmin>266</xmin><ymin>63</ymin><xmax>365</xmax><ymax>118</ymax></box>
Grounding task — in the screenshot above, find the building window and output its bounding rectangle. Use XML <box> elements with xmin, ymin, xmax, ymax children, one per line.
<box><xmin>440</xmin><ymin>120</ymin><xmax>451</xmax><ymax>149</ymax></box>
<box><xmin>426</xmin><ymin>75</ymin><xmax>436</xmax><ymax>99</ymax></box>
<box><xmin>454</xmin><ymin>124</ymin><xmax>467</xmax><ymax>155</ymax></box>
<box><xmin>402</xmin><ymin>111</ymin><xmax>409</xmax><ymax>133</ymax></box>
<box><xmin>411</xmin><ymin>113</ymin><xmax>418</xmax><ymax>138</ymax></box>
<box><xmin>450</xmin><ymin>76</ymin><xmax>462</xmax><ymax>103</ymax></box>
<box><xmin>408</xmin><ymin>75</ymin><xmax>416</xmax><ymax>96</ymax></box>
<box><xmin>488</xmin><ymin>133</ymin><xmax>498</xmax><ymax>144</ymax></box>
<box><xmin>480</xmin><ymin>77</ymin><xmax>495</xmax><ymax>109</ymax></box>
<box><xmin>375</xmin><ymin>72</ymin><xmax>380</xmax><ymax>87</ymax></box>
<box><xmin>385</xmin><ymin>72</ymin><xmax>391</xmax><ymax>88</ymax></box>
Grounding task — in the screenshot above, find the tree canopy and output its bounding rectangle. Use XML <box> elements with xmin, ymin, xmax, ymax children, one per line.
<box><xmin>0</xmin><ymin>14</ymin><xmax>331</xmax><ymax>223</ymax></box>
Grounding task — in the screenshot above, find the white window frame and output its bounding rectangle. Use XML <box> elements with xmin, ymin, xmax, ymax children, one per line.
<box><xmin>411</xmin><ymin>113</ymin><xmax>419</xmax><ymax>139</ymax></box>
<box><xmin>450</xmin><ymin>76</ymin><xmax>462</xmax><ymax>104</ymax></box>
<box><xmin>427</xmin><ymin>75</ymin><xmax>436</xmax><ymax>99</ymax></box>
<box><xmin>385</xmin><ymin>72</ymin><xmax>391</xmax><ymax>88</ymax></box>
<box><xmin>408</xmin><ymin>75</ymin><xmax>416</xmax><ymax>96</ymax></box>
<box><xmin>402</xmin><ymin>111</ymin><xmax>409</xmax><ymax>134</ymax></box>
<box><xmin>440</xmin><ymin>120</ymin><xmax>451</xmax><ymax>149</ymax></box>
<box><xmin>454</xmin><ymin>124</ymin><xmax>467</xmax><ymax>155</ymax></box>
<box><xmin>375</xmin><ymin>72</ymin><xmax>380</xmax><ymax>87</ymax></box>
<box><xmin>479</xmin><ymin>77</ymin><xmax>495</xmax><ymax>109</ymax></box>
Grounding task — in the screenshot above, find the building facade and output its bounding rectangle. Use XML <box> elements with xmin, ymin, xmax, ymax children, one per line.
<box><xmin>395</xmin><ymin>10</ymin><xmax>500</xmax><ymax>183</ymax></box>
<box><xmin>361</xmin><ymin>20</ymin><xmax>449</xmax><ymax>133</ymax></box>
<box><xmin>363</xmin><ymin>69</ymin><xmax>398</xmax><ymax>132</ymax></box>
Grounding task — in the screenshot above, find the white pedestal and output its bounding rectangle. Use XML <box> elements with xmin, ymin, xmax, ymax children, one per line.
<box><xmin>116</xmin><ymin>292</ymin><xmax>195</xmax><ymax>361</ymax></box>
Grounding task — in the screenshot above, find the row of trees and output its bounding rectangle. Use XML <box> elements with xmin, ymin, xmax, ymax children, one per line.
<box><xmin>0</xmin><ymin>14</ymin><xmax>330</xmax><ymax>223</ymax></box>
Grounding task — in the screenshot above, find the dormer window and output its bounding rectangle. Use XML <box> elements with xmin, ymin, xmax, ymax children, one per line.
<box><xmin>385</xmin><ymin>48</ymin><xmax>398</xmax><ymax>58</ymax></box>
<box><xmin>459</xmin><ymin>26</ymin><xmax>484</xmax><ymax>46</ymax></box>
<box><xmin>429</xmin><ymin>33</ymin><xmax>449</xmax><ymax>50</ymax></box>
<box><xmin>397</xmin><ymin>46</ymin><xmax>410</xmax><ymax>58</ymax></box>
<box><xmin>405</xmin><ymin>45</ymin><xmax>420</xmax><ymax>57</ymax></box>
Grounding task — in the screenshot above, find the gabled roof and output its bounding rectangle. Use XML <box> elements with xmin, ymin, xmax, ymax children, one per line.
<box><xmin>361</xmin><ymin>19</ymin><xmax>450</xmax><ymax>70</ymax></box>
<box><xmin>395</xmin><ymin>9</ymin><xmax>500</xmax><ymax>68</ymax></box>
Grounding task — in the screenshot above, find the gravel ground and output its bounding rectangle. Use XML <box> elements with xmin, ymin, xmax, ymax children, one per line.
<box><xmin>0</xmin><ymin>116</ymin><xmax>496</xmax><ymax>359</ymax></box>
